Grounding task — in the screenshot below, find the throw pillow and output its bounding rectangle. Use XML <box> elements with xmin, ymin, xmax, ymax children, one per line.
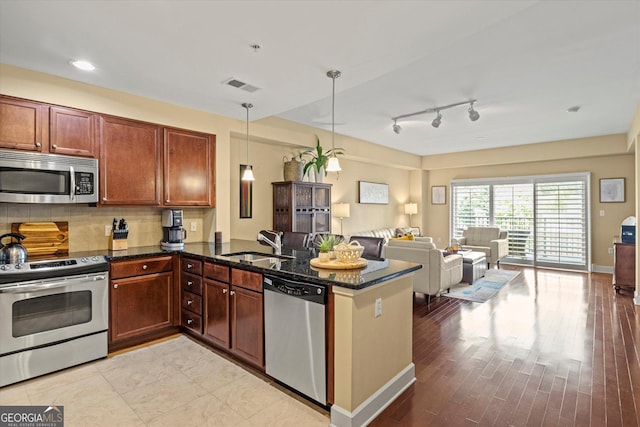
<box><xmin>391</xmin><ymin>234</ymin><xmax>415</xmax><ymax>241</ymax></box>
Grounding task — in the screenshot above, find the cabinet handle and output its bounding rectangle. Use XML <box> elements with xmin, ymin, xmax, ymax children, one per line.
<box><xmin>222</xmin><ymin>289</ymin><xmax>227</xmax><ymax>294</ymax></box>
<box><xmin>113</xmin><ymin>284</ymin><xmax>118</xmax><ymax>289</ymax></box>
<box><xmin>187</xmin><ymin>319</ymin><xmax>193</xmax><ymax>325</ymax></box>
<box><xmin>187</xmin><ymin>299</ymin><xmax>193</xmax><ymax>305</ymax></box>
<box><xmin>102</xmin><ymin>197</ymin><xmax>107</xmax><ymax>201</ymax></box>
<box><xmin>187</xmin><ymin>280</ymin><xmax>193</xmax><ymax>286</ymax></box>
<box><xmin>166</xmin><ymin>199</ymin><xmax>170</xmax><ymax>203</ymax></box>
<box><xmin>35</xmin><ymin>142</ymin><xmax>41</xmax><ymax>148</ymax></box>
<box><xmin>230</xmin><ymin>290</ymin><xmax>235</xmax><ymax>296</ymax></box>
<box><xmin>52</xmin><ymin>144</ymin><xmax>57</xmax><ymax>149</ymax></box>
<box><xmin>142</xmin><ymin>265</ymin><xmax>148</xmax><ymax>270</ymax></box>
<box><xmin>187</xmin><ymin>263</ymin><xmax>193</xmax><ymax>268</ymax></box>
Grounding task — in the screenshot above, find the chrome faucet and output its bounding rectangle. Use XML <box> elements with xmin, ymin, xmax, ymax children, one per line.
<box><xmin>257</xmin><ymin>231</ymin><xmax>282</xmax><ymax>255</ymax></box>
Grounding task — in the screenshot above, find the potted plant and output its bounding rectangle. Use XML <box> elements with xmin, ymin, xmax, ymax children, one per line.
<box><xmin>302</xmin><ymin>137</ymin><xmax>344</xmax><ymax>182</ymax></box>
<box><xmin>316</xmin><ymin>234</ymin><xmax>343</xmax><ymax>260</ymax></box>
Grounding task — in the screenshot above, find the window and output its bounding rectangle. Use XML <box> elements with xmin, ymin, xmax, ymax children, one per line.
<box><xmin>451</xmin><ymin>173</ymin><xmax>590</xmax><ymax>271</ymax></box>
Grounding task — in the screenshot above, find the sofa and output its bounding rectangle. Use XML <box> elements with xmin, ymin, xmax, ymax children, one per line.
<box><xmin>346</xmin><ymin>226</ymin><xmax>420</xmax><ymax>245</ymax></box>
<box><xmin>457</xmin><ymin>227</ymin><xmax>509</xmax><ymax>267</ymax></box>
<box><xmin>382</xmin><ymin>237</ymin><xmax>462</xmax><ymax>302</ymax></box>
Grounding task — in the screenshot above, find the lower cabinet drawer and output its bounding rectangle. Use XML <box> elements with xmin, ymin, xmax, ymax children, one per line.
<box><xmin>182</xmin><ymin>291</ymin><xmax>202</xmax><ymax>316</ymax></box>
<box><xmin>181</xmin><ymin>309</ymin><xmax>202</xmax><ymax>334</ymax></box>
<box><xmin>181</xmin><ymin>272</ymin><xmax>203</xmax><ymax>295</ymax></box>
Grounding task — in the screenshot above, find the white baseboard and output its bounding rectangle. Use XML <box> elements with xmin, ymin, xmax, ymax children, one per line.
<box><xmin>591</xmin><ymin>264</ymin><xmax>613</xmax><ymax>274</ymax></box>
<box><xmin>330</xmin><ymin>363</ymin><xmax>415</xmax><ymax>427</ymax></box>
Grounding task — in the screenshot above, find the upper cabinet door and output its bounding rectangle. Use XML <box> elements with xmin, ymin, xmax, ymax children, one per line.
<box><xmin>163</xmin><ymin>128</ymin><xmax>214</xmax><ymax>206</ymax></box>
<box><xmin>99</xmin><ymin>116</ymin><xmax>162</xmax><ymax>206</ymax></box>
<box><xmin>49</xmin><ymin>106</ymin><xmax>96</xmax><ymax>157</ymax></box>
<box><xmin>0</xmin><ymin>96</ymin><xmax>48</xmax><ymax>152</ymax></box>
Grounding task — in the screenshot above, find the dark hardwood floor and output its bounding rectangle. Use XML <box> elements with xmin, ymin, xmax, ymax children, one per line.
<box><xmin>370</xmin><ymin>266</ymin><xmax>639</xmax><ymax>427</ymax></box>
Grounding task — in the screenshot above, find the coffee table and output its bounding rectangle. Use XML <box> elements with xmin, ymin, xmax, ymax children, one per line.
<box><xmin>460</xmin><ymin>250</ymin><xmax>487</xmax><ymax>283</ymax></box>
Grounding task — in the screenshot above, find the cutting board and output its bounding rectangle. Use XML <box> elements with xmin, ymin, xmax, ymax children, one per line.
<box><xmin>309</xmin><ymin>257</ymin><xmax>367</xmax><ymax>270</ymax></box>
<box><xmin>11</xmin><ymin>221</ymin><xmax>69</xmax><ymax>257</ymax></box>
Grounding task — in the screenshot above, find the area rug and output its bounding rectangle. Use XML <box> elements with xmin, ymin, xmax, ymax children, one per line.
<box><xmin>444</xmin><ymin>269</ymin><xmax>521</xmax><ymax>303</ymax></box>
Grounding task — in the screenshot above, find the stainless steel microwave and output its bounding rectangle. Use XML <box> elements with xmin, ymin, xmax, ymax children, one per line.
<box><xmin>0</xmin><ymin>149</ymin><xmax>98</xmax><ymax>204</ymax></box>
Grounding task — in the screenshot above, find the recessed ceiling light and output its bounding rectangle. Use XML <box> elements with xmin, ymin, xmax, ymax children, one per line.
<box><xmin>566</xmin><ymin>105</ymin><xmax>580</xmax><ymax>113</ymax></box>
<box><xmin>70</xmin><ymin>60</ymin><xmax>96</xmax><ymax>71</ymax></box>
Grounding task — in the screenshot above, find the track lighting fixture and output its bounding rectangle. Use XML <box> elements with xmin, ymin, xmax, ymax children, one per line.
<box><xmin>431</xmin><ymin>111</ymin><xmax>442</xmax><ymax>128</ymax></box>
<box><xmin>468</xmin><ymin>102</ymin><xmax>480</xmax><ymax>121</ymax></box>
<box><xmin>391</xmin><ymin>99</ymin><xmax>479</xmax><ymax>133</ymax></box>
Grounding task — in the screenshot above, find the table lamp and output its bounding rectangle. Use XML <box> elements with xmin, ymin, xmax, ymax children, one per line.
<box><xmin>404</xmin><ymin>203</ymin><xmax>418</xmax><ymax>226</ymax></box>
<box><xmin>333</xmin><ymin>203</ymin><xmax>350</xmax><ymax>235</ymax></box>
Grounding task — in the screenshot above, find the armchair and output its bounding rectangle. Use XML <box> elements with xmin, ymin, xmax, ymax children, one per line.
<box><xmin>457</xmin><ymin>227</ymin><xmax>508</xmax><ymax>267</ymax></box>
<box><xmin>383</xmin><ymin>237</ymin><xmax>462</xmax><ymax>302</ymax></box>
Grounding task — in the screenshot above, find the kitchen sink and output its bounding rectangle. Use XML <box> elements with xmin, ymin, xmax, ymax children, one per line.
<box><xmin>220</xmin><ymin>251</ymin><xmax>295</xmax><ymax>264</ymax></box>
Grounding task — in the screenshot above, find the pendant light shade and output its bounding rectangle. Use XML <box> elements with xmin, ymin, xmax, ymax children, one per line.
<box><xmin>325</xmin><ymin>70</ymin><xmax>342</xmax><ymax>173</ymax></box>
<box><xmin>241</xmin><ymin>102</ymin><xmax>255</xmax><ymax>181</ymax></box>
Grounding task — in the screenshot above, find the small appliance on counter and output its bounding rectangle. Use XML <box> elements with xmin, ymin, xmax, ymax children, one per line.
<box><xmin>621</xmin><ymin>216</ymin><xmax>636</xmax><ymax>244</ymax></box>
<box><xmin>161</xmin><ymin>209</ymin><xmax>186</xmax><ymax>250</ymax></box>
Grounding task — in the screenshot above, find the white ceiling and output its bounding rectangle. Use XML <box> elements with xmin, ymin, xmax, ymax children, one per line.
<box><xmin>1</xmin><ymin>0</ymin><xmax>639</xmax><ymax>156</ymax></box>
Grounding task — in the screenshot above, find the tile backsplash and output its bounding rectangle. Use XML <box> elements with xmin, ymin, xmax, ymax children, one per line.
<box><xmin>0</xmin><ymin>204</ymin><xmax>211</xmax><ymax>252</ymax></box>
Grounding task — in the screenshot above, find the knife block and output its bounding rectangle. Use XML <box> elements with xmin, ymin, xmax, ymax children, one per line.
<box><xmin>109</xmin><ymin>234</ymin><xmax>128</xmax><ymax>251</ymax></box>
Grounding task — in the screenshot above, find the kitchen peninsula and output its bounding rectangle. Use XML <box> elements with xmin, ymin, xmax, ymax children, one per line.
<box><xmin>106</xmin><ymin>240</ymin><xmax>421</xmax><ymax>427</ymax></box>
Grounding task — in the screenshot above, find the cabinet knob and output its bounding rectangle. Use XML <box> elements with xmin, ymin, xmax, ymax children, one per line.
<box><xmin>230</xmin><ymin>290</ymin><xmax>235</xmax><ymax>296</ymax></box>
<box><xmin>222</xmin><ymin>289</ymin><xmax>227</xmax><ymax>294</ymax></box>
<box><xmin>187</xmin><ymin>299</ymin><xmax>193</xmax><ymax>305</ymax></box>
<box><xmin>187</xmin><ymin>280</ymin><xmax>193</xmax><ymax>286</ymax></box>
<box><xmin>166</xmin><ymin>199</ymin><xmax>170</xmax><ymax>203</ymax></box>
<box><xmin>102</xmin><ymin>197</ymin><xmax>107</xmax><ymax>201</ymax></box>
<box><xmin>113</xmin><ymin>284</ymin><xmax>118</xmax><ymax>289</ymax></box>
<box><xmin>35</xmin><ymin>142</ymin><xmax>41</xmax><ymax>148</ymax></box>
<box><xmin>187</xmin><ymin>263</ymin><xmax>193</xmax><ymax>268</ymax></box>
<box><xmin>142</xmin><ymin>265</ymin><xmax>148</xmax><ymax>270</ymax></box>
<box><xmin>52</xmin><ymin>144</ymin><xmax>57</xmax><ymax>149</ymax></box>
<box><xmin>187</xmin><ymin>319</ymin><xmax>193</xmax><ymax>325</ymax></box>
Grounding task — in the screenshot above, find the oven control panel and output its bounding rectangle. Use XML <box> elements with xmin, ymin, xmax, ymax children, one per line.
<box><xmin>0</xmin><ymin>256</ymin><xmax>108</xmax><ymax>284</ymax></box>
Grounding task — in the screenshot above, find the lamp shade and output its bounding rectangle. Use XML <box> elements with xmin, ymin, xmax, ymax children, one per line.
<box><xmin>404</xmin><ymin>203</ymin><xmax>418</xmax><ymax>215</ymax></box>
<box><xmin>333</xmin><ymin>203</ymin><xmax>350</xmax><ymax>219</ymax></box>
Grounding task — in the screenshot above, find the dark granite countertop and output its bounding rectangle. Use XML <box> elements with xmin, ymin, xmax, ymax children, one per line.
<box><xmin>70</xmin><ymin>239</ymin><xmax>421</xmax><ymax>290</ymax></box>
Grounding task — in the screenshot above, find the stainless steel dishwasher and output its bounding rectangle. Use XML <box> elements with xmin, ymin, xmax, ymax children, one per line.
<box><xmin>263</xmin><ymin>275</ymin><xmax>327</xmax><ymax>405</ymax></box>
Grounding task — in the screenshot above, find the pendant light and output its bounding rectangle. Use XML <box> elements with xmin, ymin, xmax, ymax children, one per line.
<box><xmin>241</xmin><ymin>102</ymin><xmax>255</xmax><ymax>181</ymax></box>
<box><xmin>325</xmin><ymin>70</ymin><xmax>342</xmax><ymax>172</ymax></box>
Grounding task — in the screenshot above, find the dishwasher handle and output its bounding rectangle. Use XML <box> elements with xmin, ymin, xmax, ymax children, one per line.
<box><xmin>263</xmin><ymin>275</ymin><xmax>327</xmax><ymax>305</ymax></box>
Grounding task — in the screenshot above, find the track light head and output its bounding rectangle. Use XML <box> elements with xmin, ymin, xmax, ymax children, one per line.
<box><xmin>392</xmin><ymin>121</ymin><xmax>401</xmax><ymax>134</ymax></box>
<box><xmin>431</xmin><ymin>111</ymin><xmax>442</xmax><ymax>128</ymax></box>
<box><xmin>468</xmin><ymin>103</ymin><xmax>480</xmax><ymax>121</ymax></box>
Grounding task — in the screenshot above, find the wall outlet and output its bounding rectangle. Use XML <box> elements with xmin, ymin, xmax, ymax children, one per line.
<box><xmin>608</xmin><ymin>247</ymin><xmax>614</xmax><ymax>254</ymax></box>
<box><xmin>374</xmin><ymin>298</ymin><xmax>382</xmax><ymax>318</ymax></box>
<box><xmin>104</xmin><ymin>225</ymin><xmax>111</xmax><ymax>237</ymax></box>
<box><xmin>600</xmin><ymin>210</ymin><xmax>605</xmax><ymax>217</ymax></box>
<box><xmin>190</xmin><ymin>221</ymin><xmax>197</xmax><ymax>232</ymax></box>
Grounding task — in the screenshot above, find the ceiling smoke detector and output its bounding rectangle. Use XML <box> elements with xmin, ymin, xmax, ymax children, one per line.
<box><xmin>222</xmin><ymin>77</ymin><xmax>261</xmax><ymax>93</ymax></box>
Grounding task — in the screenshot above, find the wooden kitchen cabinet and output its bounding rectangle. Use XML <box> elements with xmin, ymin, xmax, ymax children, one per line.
<box><xmin>613</xmin><ymin>242</ymin><xmax>636</xmax><ymax>292</ymax></box>
<box><xmin>99</xmin><ymin>115</ymin><xmax>163</xmax><ymax>206</ymax></box>
<box><xmin>202</xmin><ymin>262</ymin><xmax>264</xmax><ymax>368</ymax></box>
<box><xmin>0</xmin><ymin>96</ymin><xmax>48</xmax><ymax>152</ymax></box>
<box><xmin>272</xmin><ymin>181</ymin><xmax>332</xmax><ymax>235</ymax></box>
<box><xmin>109</xmin><ymin>255</ymin><xmax>179</xmax><ymax>351</ymax></box>
<box><xmin>181</xmin><ymin>257</ymin><xmax>204</xmax><ymax>334</ymax></box>
<box><xmin>164</xmin><ymin>127</ymin><xmax>215</xmax><ymax>206</ymax></box>
<box><xmin>0</xmin><ymin>96</ymin><xmax>96</xmax><ymax>156</ymax></box>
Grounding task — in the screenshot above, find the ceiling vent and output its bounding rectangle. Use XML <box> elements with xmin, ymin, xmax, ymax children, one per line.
<box><xmin>222</xmin><ymin>77</ymin><xmax>261</xmax><ymax>93</ymax></box>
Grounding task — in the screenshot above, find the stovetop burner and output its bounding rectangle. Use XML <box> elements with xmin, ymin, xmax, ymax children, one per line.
<box><xmin>0</xmin><ymin>256</ymin><xmax>108</xmax><ymax>285</ymax></box>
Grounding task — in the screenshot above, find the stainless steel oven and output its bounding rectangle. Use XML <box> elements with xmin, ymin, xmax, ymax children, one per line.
<box><xmin>0</xmin><ymin>256</ymin><xmax>108</xmax><ymax>387</ymax></box>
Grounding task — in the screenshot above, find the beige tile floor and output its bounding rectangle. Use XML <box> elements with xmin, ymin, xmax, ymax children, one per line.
<box><xmin>0</xmin><ymin>335</ymin><xmax>330</xmax><ymax>427</ymax></box>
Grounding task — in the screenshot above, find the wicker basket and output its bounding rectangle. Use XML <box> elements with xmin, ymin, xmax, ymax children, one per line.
<box><xmin>333</xmin><ymin>241</ymin><xmax>364</xmax><ymax>263</ymax></box>
<box><xmin>283</xmin><ymin>157</ymin><xmax>304</xmax><ymax>181</ymax></box>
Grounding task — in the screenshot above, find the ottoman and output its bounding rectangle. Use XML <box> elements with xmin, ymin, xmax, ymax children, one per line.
<box><xmin>462</xmin><ymin>251</ymin><xmax>487</xmax><ymax>283</ymax></box>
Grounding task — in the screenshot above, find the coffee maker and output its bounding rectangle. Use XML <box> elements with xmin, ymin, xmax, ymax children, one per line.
<box><xmin>161</xmin><ymin>209</ymin><xmax>186</xmax><ymax>250</ymax></box>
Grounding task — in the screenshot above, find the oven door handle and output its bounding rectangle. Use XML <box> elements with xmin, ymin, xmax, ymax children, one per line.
<box><xmin>0</xmin><ymin>275</ymin><xmax>107</xmax><ymax>293</ymax></box>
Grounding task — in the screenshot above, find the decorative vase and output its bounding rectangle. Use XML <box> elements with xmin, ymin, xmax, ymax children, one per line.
<box><xmin>307</xmin><ymin>168</ymin><xmax>315</xmax><ymax>182</ymax></box>
<box><xmin>315</xmin><ymin>167</ymin><xmax>325</xmax><ymax>183</ymax></box>
<box><xmin>283</xmin><ymin>156</ymin><xmax>304</xmax><ymax>181</ymax></box>
<box><xmin>318</xmin><ymin>251</ymin><xmax>331</xmax><ymax>261</ymax></box>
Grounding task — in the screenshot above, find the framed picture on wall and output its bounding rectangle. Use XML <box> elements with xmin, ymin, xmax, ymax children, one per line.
<box><xmin>600</xmin><ymin>178</ymin><xmax>625</xmax><ymax>203</ymax></box>
<box><xmin>432</xmin><ymin>186</ymin><xmax>446</xmax><ymax>205</ymax></box>
<box><xmin>358</xmin><ymin>181</ymin><xmax>389</xmax><ymax>204</ymax></box>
